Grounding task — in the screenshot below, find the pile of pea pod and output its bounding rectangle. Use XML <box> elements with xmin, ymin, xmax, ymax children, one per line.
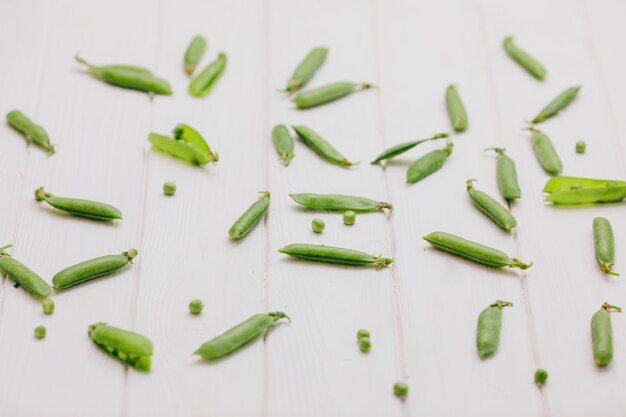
<box><xmin>3</xmin><ymin>33</ymin><xmax>626</xmax><ymax>399</ymax></box>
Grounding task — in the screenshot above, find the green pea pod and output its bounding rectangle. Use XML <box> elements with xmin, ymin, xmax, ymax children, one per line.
<box><xmin>194</xmin><ymin>312</ymin><xmax>290</xmax><ymax>360</ymax></box>
<box><xmin>6</xmin><ymin>110</ymin><xmax>55</xmax><ymax>155</ymax></box>
<box><xmin>445</xmin><ymin>85</ymin><xmax>468</xmax><ymax>132</ymax></box>
<box><xmin>284</xmin><ymin>47</ymin><xmax>328</xmax><ymax>93</ymax></box>
<box><xmin>289</xmin><ymin>193</ymin><xmax>392</xmax><ymax>212</ymax></box>
<box><xmin>189</xmin><ymin>52</ymin><xmax>227</xmax><ymax>97</ymax></box>
<box><xmin>173</xmin><ymin>124</ymin><xmax>218</xmax><ymax>163</ymax></box>
<box><xmin>543</xmin><ymin>176</ymin><xmax>626</xmax><ymax>193</ymax></box>
<box><xmin>228</xmin><ymin>192</ymin><xmax>270</xmax><ymax>240</ymax></box>
<box><xmin>543</xmin><ymin>176</ymin><xmax>626</xmax><ymax>205</ymax></box>
<box><xmin>75</xmin><ymin>55</ymin><xmax>172</xmax><ymax>95</ymax></box>
<box><xmin>292</xmin><ymin>125</ymin><xmax>357</xmax><ymax>167</ymax></box>
<box><xmin>89</xmin><ymin>322</ymin><xmax>153</xmax><ymax>371</ymax></box>
<box><xmin>53</xmin><ymin>248</ymin><xmax>138</xmax><ymax>289</ymax></box>
<box><xmin>423</xmin><ymin>231</ymin><xmax>532</xmax><ymax>269</ymax></box>
<box><xmin>35</xmin><ymin>187</ymin><xmax>123</xmax><ymax>221</ymax></box>
<box><xmin>591</xmin><ymin>303</ymin><xmax>621</xmax><ymax>367</ymax></box>
<box><xmin>593</xmin><ymin>217</ymin><xmax>618</xmax><ymax>276</ymax></box>
<box><xmin>485</xmin><ymin>148</ymin><xmax>521</xmax><ymax>200</ymax></box>
<box><xmin>476</xmin><ymin>300</ymin><xmax>513</xmax><ymax>359</ymax></box>
<box><xmin>527</xmin><ymin>128</ymin><xmax>562</xmax><ymax>175</ymax></box>
<box><xmin>466</xmin><ymin>180</ymin><xmax>517</xmax><ymax>231</ymax></box>
<box><xmin>184</xmin><ymin>35</ymin><xmax>207</xmax><ymax>76</ymax></box>
<box><xmin>292</xmin><ymin>81</ymin><xmax>372</xmax><ymax>109</ymax></box>
<box><xmin>406</xmin><ymin>141</ymin><xmax>453</xmax><ymax>184</ymax></box>
<box><xmin>532</xmin><ymin>86</ymin><xmax>581</xmax><ymax>124</ymax></box>
<box><xmin>502</xmin><ymin>36</ymin><xmax>547</xmax><ymax>81</ymax></box>
<box><xmin>370</xmin><ymin>133</ymin><xmax>449</xmax><ymax>165</ymax></box>
<box><xmin>0</xmin><ymin>245</ymin><xmax>51</xmax><ymax>298</ymax></box>
<box><xmin>272</xmin><ymin>124</ymin><xmax>294</xmax><ymax>166</ymax></box>
<box><xmin>148</xmin><ymin>132</ymin><xmax>211</xmax><ymax>165</ymax></box>
<box><xmin>279</xmin><ymin>243</ymin><xmax>393</xmax><ymax>269</ymax></box>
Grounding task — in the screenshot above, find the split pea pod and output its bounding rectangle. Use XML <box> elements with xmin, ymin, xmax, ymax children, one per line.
<box><xmin>370</xmin><ymin>133</ymin><xmax>449</xmax><ymax>165</ymax></box>
<box><xmin>292</xmin><ymin>125</ymin><xmax>357</xmax><ymax>167</ymax></box>
<box><xmin>148</xmin><ymin>132</ymin><xmax>211</xmax><ymax>165</ymax></box>
<box><xmin>35</xmin><ymin>187</ymin><xmax>122</xmax><ymax>221</ymax></box>
<box><xmin>532</xmin><ymin>86</ymin><xmax>581</xmax><ymax>124</ymax></box>
<box><xmin>6</xmin><ymin>110</ymin><xmax>55</xmax><ymax>155</ymax></box>
<box><xmin>184</xmin><ymin>35</ymin><xmax>207</xmax><ymax>76</ymax></box>
<box><xmin>476</xmin><ymin>300</ymin><xmax>513</xmax><ymax>359</ymax></box>
<box><xmin>53</xmin><ymin>248</ymin><xmax>138</xmax><ymax>289</ymax></box>
<box><xmin>173</xmin><ymin>124</ymin><xmax>218</xmax><ymax>163</ymax></box>
<box><xmin>591</xmin><ymin>303</ymin><xmax>621</xmax><ymax>367</ymax></box>
<box><xmin>292</xmin><ymin>81</ymin><xmax>372</xmax><ymax>109</ymax></box>
<box><xmin>88</xmin><ymin>322</ymin><xmax>153</xmax><ymax>371</ymax></box>
<box><xmin>279</xmin><ymin>243</ymin><xmax>393</xmax><ymax>269</ymax></box>
<box><xmin>406</xmin><ymin>141</ymin><xmax>453</xmax><ymax>184</ymax></box>
<box><xmin>283</xmin><ymin>47</ymin><xmax>328</xmax><ymax>93</ymax></box>
<box><xmin>228</xmin><ymin>192</ymin><xmax>270</xmax><ymax>240</ymax></box>
<box><xmin>466</xmin><ymin>180</ymin><xmax>517</xmax><ymax>231</ymax></box>
<box><xmin>502</xmin><ymin>36</ymin><xmax>547</xmax><ymax>81</ymax></box>
<box><xmin>75</xmin><ymin>55</ymin><xmax>172</xmax><ymax>95</ymax></box>
<box><xmin>195</xmin><ymin>312</ymin><xmax>290</xmax><ymax>360</ymax></box>
<box><xmin>445</xmin><ymin>85</ymin><xmax>468</xmax><ymax>132</ymax></box>
<box><xmin>289</xmin><ymin>193</ymin><xmax>392</xmax><ymax>213</ymax></box>
<box><xmin>189</xmin><ymin>52</ymin><xmax>227</xmax><ymax>97</ymax></box>
<box><xmin>593</xmin><ymin>217</ymin><xmax>619</xmax><ymax>276</ymax></box>
<box><xmin>0</xmin><ymin>245</ymin><xmax>50</xmax><ymax>298</ymax></box>
<box><xmin>543</xmin><ymin>176</ymin><xmax>626</xmax><ymax>204</ymax></box>
<box><xmin>423</xmin><ymin>231</ymin><xmax>532</xmax><ymax>269</ymax></box>
<box><xmin>527</xmin><ymin>128</ymin><xmax>562</xmax><ymax>175</ymax></box>
<box><xmin>485</xmin><ymin>148</ymin><xmax>521</xmax><ymax>200</ymax></box>
<box><xmin>272</xmin><ymin>124</ymin><xmax>294</xmax><ymax>166</ymax></box>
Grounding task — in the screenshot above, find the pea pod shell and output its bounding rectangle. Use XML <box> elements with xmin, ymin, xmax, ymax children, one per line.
<box><xmin>370</xmin><ymin>133</ymin><xmax>449</xmax><ymax>165</ymax></box>
<box><xmin>228</xmin><ymin>192</ymin><xmax>270</xmax><ymax>239</ymax></box>
<box><xmin>528</xmin><ymin>128</ymin><xmax>562</xmax><ymax>175</ymax></box>
<box><xmin>189</xmin><ymin>52</ymin><xmax>227</xmax><ymax>97</ymax></box>
<box><xmin>592</xmin><ymin>304</ymin><xmax>621</xmax><ymax>367</ymax></box>
<box><xmin>543</xmin><ymin>177</ymin><xmax>626</xmax><ymax>205</ymax></box>
<box><xmin>486</xmin><ymin>148</ymin><xmax>521</xmax><ymax>199</ymax></box>
<box><xmin>502</xmin><ymin>36</ymin><xmax>547</xmax><ymax>80</ymax></box>
<box><xmin>285</xmin><ymin>47</ymin><xmax>328</xmax><ymax>92</ymax></box>
<box><xmin>593</xmin><ymin>217</ymin><xmax>618</xmax><ymax>276</ymax></box>
<box><xmin>278</xmin><ymin>243</ymin><xmax>393</xmax><ymax>269</ymax></box>
<box><xmin>445</xmin><ymin>85</ymin><xmax>468</xmax><ymax>132</ymax></box>
<box><xmin>148</xmin><ymin>133</ymin><xmax>211</xmax><ymax>165</ymax></box>
<box><xmin>466</xmin><ymin>180</ymin><xmax>517</xmax><ymax>231</ymax></box>
<box><xmin>271</xmin><ymin>124</ymin><xmax>294</xmax><ymax>166</ymax></box>
<box><xmin>0</xmin><ymin>251</ymin><xmax>50</xmax><ymax>298</ymax></box>
<box><xmin>53</xmin><ymin>249</ymin><xmax>138</xmax><ymax>289</ymax></box>
<box><xmin>292</xmin><ymin>125</ymin><xmax>356</xmax><ymax>167</ymax></box>
<box><xmin>6</xmin><ymin>110</ymin><xmax>55</xmax><ymax>154</ymax></box>
<box><xmin>194</xmin><ymin>312</ymin><xmax>289</xmax><ymax>360</ymax></box>
<box><xmin>184</xmin><ymin>35</ymin><xmax>207</xmax><ymax>76</ymax></box>
<box><xmin>173</xmin><ymin>124</ymin><xmax>218</xmax><ymax>162</ymax></box>
<box><xmin>543</xmin><ymin>176</ymin><xmax>626</xmax><ymax>193</ymax></box>
<box><xmin>289</xmin><ymin>193</ymin><xmax>392</xmax><ymax>212</ymax></box>
<box><xmin>292</xmin><ymin>81</ymin><xmax>371</xmax><ymax>109</ymax></box>
<box><xmin>532</xmin><ymin>86</ymin><xmax>581</xmax><ymax>124</ymax></box>
<box><xmin>406</xmin><ymin>142</ymin><xmax>453</xmax><ymax>184</ymax></box>
<box><xmin>477</xmin><ymin>300</ymin><xmax>512</xmax><ymax>358</ymax></box>
<box><xmin>35</xmin><ymin>187</ymin><xmax>123</xmax><ymax>221</ymax></box>
<box><xmin>89</xmin><ymin>322</ymin><xmax>153</xmax><ymax>371</ymax></box>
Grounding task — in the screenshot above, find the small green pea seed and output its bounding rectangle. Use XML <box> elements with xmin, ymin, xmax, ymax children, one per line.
<box><xmin>576</xmin><ymin>140</ymin><xmax>586</xmax><ymax>154</ymax></box>
<box><xmin>393</xmin><ymin>381</ymin><xmax>408</xmax><ymax>398</ymax></box>
<box><xmin>359</xmin><ymin>337</ymin><xmax>371</xmax><ymax>352</ymax></box>
<box><xmin>534</xmin><ymin>369</ymin><xmax>548</xmax><ymax>385</ymax></box>
<box><xmin>34</xmin><ymin>325</ymin><xmax>46</xmax><ymax>339</ymax></box>
<box><xmin>311</xmin><ymin>218</ymin><xmax>325</xmax><ymax>233</ymax></box>
<box><xmin>189</xmin><ymin>299</ymin><xmax>204</xmax><ymax>314</ymax></box>
<box><xmin>41</xmin><ymin>298</ymin><xmax>55</xmax><ymax>314</ymax></box>
<box><xmin>163</xmin><ymin>182</ymin><xmax>176</xmax><ymax>196</ymax></box>
<box><xmin>356</xmin><ymin>329</ymin><xmax>370</xmax><ymax>340</ymax></box>
<box><xmin>343</xmin><ymin>210</ymin><xmax>356</xmax><ymax>225</ymax></box>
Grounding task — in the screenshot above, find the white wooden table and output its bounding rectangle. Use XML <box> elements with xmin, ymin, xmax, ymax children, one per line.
<box><xmin>1</xmin><ymin>0</ymin><xmax>625</xmax><ymax>416</ymax></box>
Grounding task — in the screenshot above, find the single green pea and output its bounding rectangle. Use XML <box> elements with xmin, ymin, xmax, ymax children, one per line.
<box><xmin>359</xmin><ymin>337</ymin><xmax>371</xmax><ymax>353</ymax></box>
<box><xmin>279</xmin><ymin>244</ymin><xmax>393</xmax><ymax>269</ymax></box>
<box><xmin>502</xmin><ymin>36</ymin><xmax>546</xmax><ymax>81</ymax></box>
<box><xmin>189</xmin><ymin>299</ymin><xmax>204</xmax><ymax>315</ymax></box>
<box><xmin>6</xmin><ymin>110</ymin><xmax>55</xmax><ymax>155</ymax></box>
<box><xmin>477</xmin><ymin>300</ymin><xmax>513</xmax><ymax>358</ymax></box>
<box><xmin>35</xmin><ymin>187</ymin><xmax>123</xmax><ymax>221</ymax></box>
<box><xmin>356</xmin><ymin>329</ymin><xmax>370</xmax><ymax>340</ymax></box>
<box><xmin>532</xmin><ymin>86</ymin><xmax>581</xmax><ymax>124</ymax></box>
<box><xmin>343</xmin><ymin>211</ymin><xmax>356</xmax><ymax>225</ymax></box>
<box><xmin>393</xmin><ymin>381</ymin><xmax>408</xmax><ymax>398</ymax></box>
<box><xmin>184</xmin><ymin>35</ymin><xmax>207</xmax><ymax>76</ymax></box>
<box><xmin>576</xmin><ymin>140</ymin><xmax>586</xmax><ymax>154</ymax></box>
<box><xmin>163</xmin><ymin>182</ymin><xmax>176</xmax><ymax>196</ymax></box>
<box><xmin>543</xmin><ymin>176</ymin><xmax>626</xmax><ymax>205</ymax></box>
<box><xmin>42</xmin><ymin>298</ymin><xmax>55</xmax><ymax>315</ymax></box>
<box><xmin>592</xmin><ymin>303</ymin><xmax>621</xmax><ymax>367</ymax></box>
<box><xmin>445</xmin><ymin>84</ymin><xmax>468</xmax><ymax>132</ymax></box>
<box><xmin>311</xmin><ymin>218</ymin><xmax>325</xmax><ymax>233</ymax></box>
<box><xmin>34</xmin><ymin>325</ymin><xmax>46</xmax><ymax>339</ymax></box>
<box><xmin>534</xmin><ymin>369</ymin><xmax>548</xmax><ymax>386</ymax></box>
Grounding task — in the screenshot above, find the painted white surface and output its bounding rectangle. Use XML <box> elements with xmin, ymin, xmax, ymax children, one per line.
<box><xmin>0</xmin><ymin>0</ymin><xmax>624</xmax><ymax>416</ymax></box>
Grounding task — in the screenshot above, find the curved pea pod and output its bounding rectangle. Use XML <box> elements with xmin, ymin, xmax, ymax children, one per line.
<box><xmin>591</xmin><ymin>303</ymin><xmax>621</xmax><ymax>367</ymax></box>
<box><xmin>6</xmin><ymin>110</ymin><xmax>55</xmax><ymax>155</ymax></box>
<box><xmin>279</xmin><ymin>243</ymin><xmax>393</xmax><ymax>269</ymax></box>
<box><xmin>35</xmin><ymin>187</ymin><xmax>123</xmax><ymax>221</ymax></box>
<box><xmin>532</xmin><ymin>86</ymin><xmax>580</xmax><ymax>124</ymax></box>
<box><xmin>184</xmin><ymin>35</ymin><xmax>207</xmax><ymax>76</ymax></box>
<box><xmin>75</xmin><ymin>55</ymin><xmax>172</xmax><ymax>95</ymax></box>
<box><xmin>289</xmin><ymin>193</ymin><xmax>392</xmax><ymax>212</ymax></box>
<box><xmin>543</xmin><ymin>176</ymin><xmax>626</xmax><ymax>204</ymax></box>
<box><xmin>466</xmin><ymin>180</ymin><xmax>517</xmax><ymax>231</ymax></box>
<box><xmin>485</xmin><ymin>148</ymin><xmax>521</xmax><ymax>200</ymax></box>
<box><xmin>88</xmin><ymin>322</ymin><xmax>153</xmax><ymax>371</ymax></box>
<box><xmin>188</xmin><ymin>52</ymin><xmax>227</xmax><ymax>97</ymax></box>
<box><xmin>0</xmin><ymin>245</ymin><xmax>50</xmax><ymax>298</ymax></box>
<box><xmin>292</xmin><ymin>81</ymin><xmax>372</xmax><ymax>109</ymax></box>
<box><xmin>272</xmin><ymin>124</ymin><xmax>294</xmax><ymax>166</ymax></box>
<box><xmin>53</xmin><ymin>248</ymin><xmax>138</xmax><ymax>290</ymax></box>
<box><xmin>370</xmin><ymin>133</ymin><xmax>449</xmax><ymax>165</ymax></box>
<box><xmin>173</xmin><ymin>124</ymin><xmax>218</xmax><ymax>163</ymax></box>
<box><xmin>502</xmin><ymin>36</ymin><xmax>546</xmax><ymax>81</ymax></box>
<box><xmin>593</xmin><ymin>217</ymin><xmax>619</xmax><ymax>276</ymax></box>
<box><xmin>292</xmin><ymin>125</ymin><xmax>357</xmax><ymax>167</ymax></box>
<box><xmin>228</xmin><ymin>192</ymin><xmax>270</xmax><ymax>240</ymax></box>
<box><xmin>423</xmin><ymin>231</ymin><xmax>532</xmax><ymax>270</ymax></box>
<box><xmin>148</xmin><ymin>132</ymin><xmax>211</xmax><ymax>165</ymax></box>
<box><xmin>284</xmin><ymin>47</ymin><xmax>328</xmax><ymax>93</ymax></box>
<box><xmin>406</xmin><ymin>141</ymin><xmax>453</xmax><ymax>184</ymax></box>
<box><xmin>527</xmin><ymin>128</ymin><xmax>562</xmax><ymax>175</ymax></box>
<box><xmin>476</xmin><ymin>300</ymin><xmax>513</xmax><ymax>359</ymax></box>
<box><xmin>445</xmin><ymin>85</ymin><xmax>468</xmax><ymax>132</ymax></box>
<box><xmin>194</xmin><ymin>312</ymin><xmax>290</xmax><ymax>360</ymax></box>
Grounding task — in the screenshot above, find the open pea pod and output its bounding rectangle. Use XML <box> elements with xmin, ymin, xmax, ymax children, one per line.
<box><xmin>543</xmin><ymin>176</ymin><xmax>626</xmax><ymax>205</ymax></box>
<box><xmin>88</xmin><ymin>322</ymin><xmax>153</xmax><ymax>371</ymax></box>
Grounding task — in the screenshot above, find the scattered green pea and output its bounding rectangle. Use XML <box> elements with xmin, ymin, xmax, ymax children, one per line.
<box><xmin>592</xmin><ymin>303</ymin><xmax>621</xmax><ymax>367</ymax></box>
<box><xmin>292</xmin><ymin>81</ymin><xmax>372</xmax><ymax>109</ymax></box>
<box><xmin>406</xmin><ymin>141</ymin><xmax>453</xmax><ymax>184</ymax></box>
<box><xmin>359</xmin><ymin>337</ymin><xmax>371</xmax><ymax>353</ymax></box>
<box><xmin>173</xmin><ymin>123</ymin><xmax>218</xmax><ymax>163</ymax></box>
<box><xmin>35</xmin><ymin>187</ymin><xmax>123</xmax><ymax>221</ymax></box>
<box><xmin>189</xmin><ymin>299</ymin><xmax>204</xmax><ymax>315</ymax></box>
<box><xmin>228</xmin><ymin>192</ymin><xmax>270</xmax><ymax>240</ymax></box>
<box><xmin>593</xmin><ymin>217</ymin><xmax>619</xmax><ymax>276</ymax></box>
<box><xmin>148</xmin><ymin>132</ymin><xmax>212</xmax><ymax>165</ymax></box>
<box><xmin>534</xmin><ymin>369</ymin><xmax>548</xmax><ymax>386</ymax></box>
<box><xmin>423</xmin><ymin>231</ymin><xmax>532</xmax><ymax>270</ymax></box>
<box><xmin>445</xmin><ymin>84</ymin><xmax>468</xmax><ymax>132</ymax></box>
<box><xmin>485</xmin><ymin>148</ymin><xmax>521</xmax><ymax>200</ymax></box>
<box><xmin>371</xmin><ymin>132</ymin><xmax>449</xmax><ymax>165</ymax></box>
<box><xmin>88</xmin><ymin>322</ymin><xmax>153</xmax><ymax>371</ymax></box>
<box><xmin>526</xmin><ymin>128</ymin><xmax>562</xmax><ymax>175</ymax></box>
<box><xmin>0</xmin><ymin>245</ymin><xmax>51</xmax><ymax>298</ymax></box>
<box><xmin>466</xmin><ymin>180</ymin><xmax>517</xmax><ymax>231</ymax></box>
<box><xmin>393</xmin><ymin>381</ymin><xmax>408</xmax><ymax>399</ymax></box>
<box><xmin>290</xmin><ymin>193</ymin><xmax>391</xmax><ymax>212</ymax></box>
<box><xmin>311</xmin><ymin>218</ymin><xmax>325</xmax><ymax>233</ymax></box>
<box><xmin>292</xmin><ymin>125</ymin><xmax>357</xmax><ymax>167</ymax></box>
<box><xmin>52</xmin><ymin>249</ymin><xmax>138</xmax><ymax>290</ymax></box>
<box><xmin>502</xmin><ymin>36</ymin><xmax>546</xmax><ymax>81</ymax></box>
<box><xmin>343</xmin><ymin>211</ymin><xmax>356</xmax><ymax>225</ymax></box>
<box><xmin>189</xmin><ymin>52</ymin><xmax>227</xmax><ymax>97</ymax></box>
<box><xmin>532</xmin><ymin>86</ymin><xmax>581</xmax><ymax>124</ymax></box>
<box><xmin>279</xmin><ymin>243</ymin><xmax>393</xmax><ymax>269</ymax></box>
<box><xmin>272</xmin><ymin>124</ymin><xmax>294</xmax><ymax>166</ymax></box>
<box><xmin>194</xmin><ymin>312</ymin><xmax>290</xmax><ymax>360</ymax></box>
<box><xmin>576</xmin><ymin>140</ymin><xmax>586</xmax><ymax>154</ymax></box>
<box><xmin>34</xmin><ymin>325</ymin><xmax>46</xmax><ymax>339</ymax></box>
<box><xmin>476</xmin><ymin>300</ymin><xmax>513</xmax><ymax>359</ymax></box>
<box><xmin>184</xmin><ymin>35</ymin><xmax>207</xmax><ymax>76</ymax></box>
<box><xmin>6</xmin><ymin>110</ymin><xmax>55</xmax><ymax>154</ymax></box>
<box><xmin>356</xmin><ymin>329</ymin><xmax>370</xmax><ymax>340</ymax></box>
<box><xmin>41</xmin><ymin>298</ymin><xmax>55</xmax><ymax>315</ymax></box>
<box><xmin>163</xmin><ymin>182</ymin><xmax>176</xmax><ymax>196</ymax></box>
<box><xmin>283</xmin><ymin>47</ymin><xmax>328</xmax><ymax>93</ymax></box>
<box><xmin>543</xmin><ymin>176</ymin><xmax>626</xmax><ymax>204</ymax></box>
